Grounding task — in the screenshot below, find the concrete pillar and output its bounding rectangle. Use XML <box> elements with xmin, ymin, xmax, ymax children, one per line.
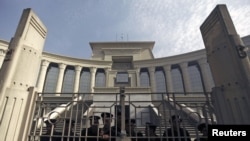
<box><xmin>0</xmin><ymin>8</ymin><xmax>47</xmax><ymax>141</ymax></box>
<box><xmin>148</xmin><ymin>67</ymin><xmax>156</xmax><ymax>93</ymax></box>
<box><xmin>104</xmin><ymin>67</ymin><xmax>110</xmax><ymax>87</ymax></box>
<box><xmin>200</xmin><ymin>4</ymin><xmax>250</xmax><ymax>124</ymax></box>
<box><xmin>90</xmin><ymin>67</ymin><xmax>97</xmax><ymax>93</ymax></box>
<box><xmin>198</xmin><ymin>58</ymin><xmax>213</xmax><ymax>92</ymax></box>
<box><xmin>37</xmin><ymin>60</ymin><xmax>50</xmax><ymax>92</ymax></box>
<box><xmin>163</xmin><ymin>65</ymin><xmax>173</xmax><ymax>93</ymax></box>
<box><xmin>135</xmin><ymin>68</ymin><xmax>140</xmax><ymax>87</ymax></box>
<box><xmin>55</xmin><ymin>63</ymin><xmax>66</xmax><ymax>94</ymax></box>
<box><xmin>73</xmin><ymin>65</ymin><xmax>82</xmax><ymax>93</ymax></box>
<box><xmin>128</xmin><ymin>70</ymin><xmax>136</xmax><ymax>87</ymax></box>
<box><xmin>180</xmin><ymin>62</ymin><xmax>192</xmax><ymax>93</ymax></box>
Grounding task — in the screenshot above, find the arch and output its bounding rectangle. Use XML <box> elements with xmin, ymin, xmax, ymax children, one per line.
<box><xmin>95</xmin><ymin>68</ymin><xmax>106</xmax><ymax>87</ymax></box>
<box><xmin>171</xmin><ymin>65</ymin><xmax>184</xmax><ymax>94</ymax></box>
<box><xmin>155</xmin><ymin>66</ymin><xmax>167</xmax><ymax>93</ymax></box>
<box><xmin>43</xmin><ymin>63</ymin><xmax>59</xmax><ymax>94</ymax></box>
<box><xmin>61</xmin><ymin>65</ymin><xmax>75</xmax><ymax>94</ymax></box>
<box><xmin>79</xmin><ymin>68</ymin><xmax>91</xmax><ymax>93</ymax></box>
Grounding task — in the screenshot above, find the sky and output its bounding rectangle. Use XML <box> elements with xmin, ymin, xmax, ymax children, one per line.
<box><xmin>0</xmin><ymin>0</ymin><xmax>250</xmax><ymax>59</ymax></box>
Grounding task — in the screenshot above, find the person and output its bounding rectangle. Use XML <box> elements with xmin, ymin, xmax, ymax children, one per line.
<box><xmin>81</xmin><ymin>115</ymin><xmax>102</xmax><ymax>141</ymax></box>
<box><xmin>40</xmin><ymin>119</ymin><xmax>61</xmax><ymax>141</ymax></box>
<box><xmin>100</xmin><ymin>112</ymin><xmax>116</xmax><ymax>141</ymax></box>
<box><xmin>62</xmin><ymin>118</ymin><xmax>78</xmax><ymax>141</ymax></box>
<box><xmin>125</xmin><ymin>119</ymin><xmax>143</xmax><ymax>141</ymax></box>
<box><xmin>143</xmin><ymin>122</ymin><xmax>160</xmax><ymax>141</ymax></box>
<box><xmin>112</xmin><ymin>111</ymin><xmax>123</xmax><ymax>136</ymax></box>
<box><xmin>194</xmin><ymin>123</ymin><xmax>209</xmax><ymax>141</ymax></box>
<box><xmin>163</xmin><ymin>115</ymin><xmax>191</xmax><ymax>141</ymax></box>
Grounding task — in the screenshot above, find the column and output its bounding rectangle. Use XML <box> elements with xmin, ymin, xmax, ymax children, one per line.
<box><xmin>37</xmin><ymin>60</ymin><xmax>50</xmax><ymax>92</ymax></box>
<box><xmin>180</xmin><ymin>62</ymin><xmax>192</xmax><ymax>93</ymax></box>
<box><xmin>104</xmin><ymin>67</ymin><xmax>111</xmax><ymax>87</ymax></box>
<box><xmin>73</xmin><ymin>65</ymin><xmax>82</xmax><ymax>93</ymax></box>
<box><xmin>135</xmin><ymin>68</ymin><xmax>141</xmax><ymax>87</ymax></box>
<box><xmin>55</xmin><ymin>63</ymin><xmax>66</xmax><ymax>95</ymax></box>
<box><xmin>163</xmin><ymin>65</ymin><xmax>173</xmax><ymax>93</ymax></box>
<box><xmin>198</xmin><ymin>58</ymin><xmax>213</xmax><ymax>92</ymax></box>
<box><xmin>149</xmin><ymin>67</ymin><xmax>156</xmax><ymax>93</ymax></box>
<box><xmin>90</xmin><ymin>67</ymin><xmax>97</xmax><ymax>93</ymax></box>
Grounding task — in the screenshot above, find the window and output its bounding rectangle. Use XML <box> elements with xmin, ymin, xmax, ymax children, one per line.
<box><xmin>155</xmin><ymin>67</ymin><xmax>167</xmax><ymax>93</ymax></box>
<box><xmin>61</xmin><ymin>66</ymin><xmax>75</xmax><ymax>94</ymax></box>
<box><xmin>140</xmin><ymin>68</ymin><xmax>150</xmax><ymax>87</ymax></box>
<box><xmin>95</xmin><ymin>69</ymin><xmax>106</xmax><ymax>87</ymax></box>
<box><xmin>171</xmin><ymin>65</ymin><xmax>184</xmax><ymax>93</ymax></box>
<box><xmin>112</xmin><ymin>56</ymin><xmax>133</xmax><ymax>70</ymax></box>
<box><xmin>188</xmin><ymin>63</ymin><xmax>204</xmax><ymax>92</ymax></box>
<box><xmin>79</xmin><ymin>68</ymin><xmax>91</xmax><ymax>93</ymax></box>
<box><xmin>43</xmin><ymin>63</ymin><xmax>59</xmax><ymax>94</ymax></box>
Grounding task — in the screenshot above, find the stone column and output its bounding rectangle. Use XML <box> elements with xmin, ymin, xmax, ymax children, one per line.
<box><xmin>90</xmin><ymin>67</ymin><xmax>97</xmax><ymax>93</ymax></box>
<box><xmin>148</xmin><ymin>67</ymin><xmax>156</xmax><ymax>93</ymax></box>
<box><xmin>105</xmin><ymin>67</ymin><xmax>110</xmax><ymax>87</ymax></box>
<box><xmin>55</xmin><ymin>63</ymin><xmax>66</xmax><ymax>95</ymax></box>
<box><xmin>73</xmin><ymin>65</ymin><xmax>82</xmax><ymax>93</ymax></box>
<box><xmin>37</xmin><ymin>60</ymin><xmax>50</xmax><ymax>92</ymax></box>
<box><xmin>198</xmin><ymin>58</ymin><xmax>213</xmax><ymax>92</ymax></box>
<box><xmin>135</xmin><ymin>68</ymin><xmax>141</xmax><ymax>87</ymax></box>
<box><xmin>163</xmin><ymin>65</ymin><xmax>173</xmax><ymax>93</ymax></box>
<box><xmin>180</xmin><ymin>62</ymin><xmax>192</xmax><ymax>93</ymax></box>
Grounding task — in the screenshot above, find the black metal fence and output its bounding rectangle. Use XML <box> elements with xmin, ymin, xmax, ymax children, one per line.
<box><xmin>28</xmin><ymin>92</ymin><xmax>215</xmax><ymax>141</ymax></box>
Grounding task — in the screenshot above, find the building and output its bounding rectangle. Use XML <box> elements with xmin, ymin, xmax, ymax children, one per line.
<box><xmin>0</xmin><ymin>4</ymin><xmax>250</xmax><ymax>141</ymax></box>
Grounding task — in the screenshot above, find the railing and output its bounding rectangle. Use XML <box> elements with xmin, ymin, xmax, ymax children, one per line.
<box><xmin>28</xmin><ymin>92</ymin><xmax>214</xmax><ymax>141</ymax></box>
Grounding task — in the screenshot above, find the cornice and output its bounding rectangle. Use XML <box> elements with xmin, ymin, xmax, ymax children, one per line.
<box><xmin>90</xmin><ymin>41</ymin><xmax>155</xmax><ymax>51</ymax></box>
<box><xmin>42</xmin><ymin>52</ymin><xmax>112</xmax><ymax>67</ymax></box>
<box><xmin>42</xmin><ymin>49</ymin><xmax>207</xmax><ymax>69</ymax></box>
<box><xmin>133</xmin><ymin>49</ymin><xmax>206</xmax><ymax>68</ymax></box>
<box><xmin>0</xmin><ymin>39</ymin><xmax>9</xmax><ymax>49</ymax></box>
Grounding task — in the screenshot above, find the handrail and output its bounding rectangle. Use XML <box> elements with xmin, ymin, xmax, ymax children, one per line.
<box><xmin>163</xmin><ymin>95</ymin><xmax>213</xmax><ymax>124</ymax></box>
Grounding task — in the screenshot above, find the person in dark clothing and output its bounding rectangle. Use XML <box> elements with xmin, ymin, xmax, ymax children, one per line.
<box><xmin>163</xmin><ymin>115</ymin><xmax>191</xmax><ymax>141</ymax></box>
<box><xmin>194</xmin><ymin>123</ymin><xmax>209</xmax><ymax>141</ymax></box>
<box><xmin>125</xmin><ymin>119</ymin><xmax>143</xmax><ymax>141</ymax></box>
<box><xmin>62</xmin><ymin>118</ymin><xmax>78</xmax><ymax>141</ymax></box>
<box><xmin>40</xmin><ymin>119</ymin><xmax>61</xmax><ymax>141</ymax></box>
<box><xmin>100</xmin><ymin>112</ymin><xmax>116</xmax><ymax>141</ymax></box>
<box><xmin>143</xmin><ymin>122</ymin><xmax>160</xmax><ymax>141</ymax></box>
<box><xmin>81</xmin><ymin>115</ymin><xmax>102</xmax><ymax>141</ymax></box>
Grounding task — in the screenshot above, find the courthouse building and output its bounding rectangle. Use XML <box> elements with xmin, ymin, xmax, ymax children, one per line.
<box><xmin>0</xmin><ymin>5</ymin><xmax>250</xmax><ymax>141</ymax></box>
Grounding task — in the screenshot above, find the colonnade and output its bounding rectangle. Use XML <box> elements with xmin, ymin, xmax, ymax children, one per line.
<box><xmin>37</xmin><ymin>58</ymin><xmax>213</xmax><ymax>94</ymax></box>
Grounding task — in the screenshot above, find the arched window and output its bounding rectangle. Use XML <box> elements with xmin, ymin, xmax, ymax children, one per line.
<box><xmin>155</xmin><ymin>67</ymin><xmax>167</xmax><ymax>93</ymax></box>
<box><xmin>188</xmin><ymin>63</ymin><xmax>204</xmax><ymax>93</ymax></box>
<box><xmin>171</xmin><ymin>65</ymin><xmax>184</xmax><ymax>94</ymax></box>
<box><xmin>79</xmin><ymin>68</ymin><xmax>91</xmax><ymax>93</ymax></box>
<box><xmin>140</xmin><ymin>68</ymin><xmax>150</xmax><ymax>87</ymax></box>
<box><xmin>43</xmin><ymin>63</ymin><xmax>59</xmax><ymax>94</ymax></box>
<box><xmin>95</xmin><ymin>69</ymin><xmax>106</xmax><ymax>87</ymax></box>
<box><xmin>61</xmin><ymin>66</ymin><xmax>75</xmax><ymax>94</ymax></box>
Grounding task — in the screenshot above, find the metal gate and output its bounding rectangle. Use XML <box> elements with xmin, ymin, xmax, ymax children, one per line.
<box><xmin>28</xmin><ymin>92</ymin><xmax>215</xmax><ymax>141</ymax></box>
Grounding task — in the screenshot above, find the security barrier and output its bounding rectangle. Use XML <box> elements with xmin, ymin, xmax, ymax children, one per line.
<box><xmin>28</xmin><ymin>92</ymin><xmax>215</xmax><ymax>141</ymax></box>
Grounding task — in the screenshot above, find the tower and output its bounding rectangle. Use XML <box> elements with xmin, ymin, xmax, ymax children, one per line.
<box><xmin>200</xmin><ymin>4</ymin><xmax>250</xmax><ymax>124</ymax></box>
<box><xmin>0</xmin><ymin>9</ymin><xmax>47</xmax><ymax>140</ymax></box>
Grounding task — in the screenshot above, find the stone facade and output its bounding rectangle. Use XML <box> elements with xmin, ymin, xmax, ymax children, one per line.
<box><xmin>0</xmin><ymin>5</ymin><xmax>250</xmax><ymax>141</ymax></box>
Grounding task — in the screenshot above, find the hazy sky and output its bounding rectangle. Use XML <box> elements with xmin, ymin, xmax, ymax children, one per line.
<box><xmin>0</xmin><ymin>0</ymin><xmax>250</xmax><ymax>59</ymax></box>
